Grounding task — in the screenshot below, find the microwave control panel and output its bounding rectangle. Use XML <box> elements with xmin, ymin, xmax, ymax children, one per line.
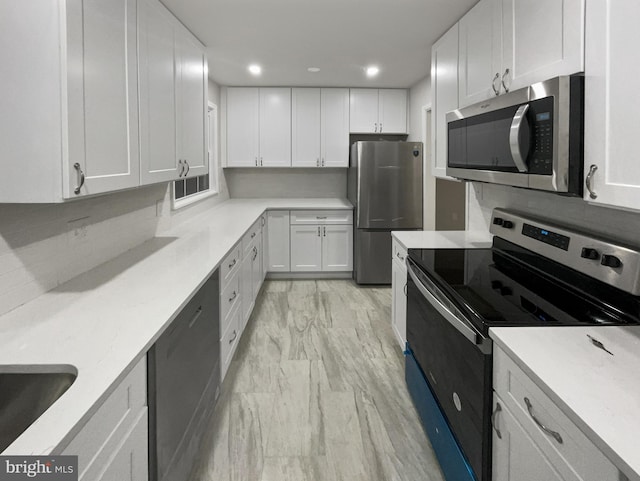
<box><xmin>527</xmin><ymin>97</ymin><xmax>555</xmax><ymax>175</ymax></box>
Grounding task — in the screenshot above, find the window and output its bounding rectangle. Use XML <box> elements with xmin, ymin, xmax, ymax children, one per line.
<box><xmin>173</xmin><ymin>102</ymin><xmax>219</xmax><ymax>208</ymax></box>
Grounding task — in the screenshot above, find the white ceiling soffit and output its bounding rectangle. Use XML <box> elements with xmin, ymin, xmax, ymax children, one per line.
<box><xmin>160</xmin><ymin>0</ymin><xmax>478</xmax><ymax>88</ymax></box>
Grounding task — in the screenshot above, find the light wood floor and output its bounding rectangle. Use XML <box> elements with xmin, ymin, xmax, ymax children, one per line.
<box><xmin>189</xmin><ymin>280</ymin><xmax>445</xmax><ymax>481</ymax></box>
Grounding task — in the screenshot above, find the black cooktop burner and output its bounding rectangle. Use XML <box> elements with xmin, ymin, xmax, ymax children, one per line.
<box><xmin>408</xmin><ymin>238</ymin><xmax>640</xmax><ymax>335</ymax></box>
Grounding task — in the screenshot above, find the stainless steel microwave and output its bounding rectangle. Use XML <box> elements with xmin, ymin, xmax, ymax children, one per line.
<box><xmin>446</xmin><ymin>76</ymin><xmax>584</xmax><ymax>195</ymax></box>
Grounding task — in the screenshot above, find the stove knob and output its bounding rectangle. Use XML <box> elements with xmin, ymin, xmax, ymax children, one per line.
<box><xmin>601</xmin><ymin>254</ymin><xmax>622</xmax><ymax>268</ymax></box>
<box><xmin>502</xmin><ymin>220</ymin><xmax>514</xmax><ymax>229</ymax></box>
<box><xmin>580</xmin><ymin>247</ymin><xmax>600</xmax><ymax>260</ymax></box>
<box><xmin>493</xmin><ymin>217</ymin><xmax>504</xmax><ymax>226</ymax></box>
<box><xmin>491</xmin><ymin>280</ymin><xmax>503</xmax><ymax>290</ymax></box>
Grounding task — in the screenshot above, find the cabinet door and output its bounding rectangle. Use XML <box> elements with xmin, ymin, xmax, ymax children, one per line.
<box><xmin>240</xmin><ymin>250</ymin><xmax>253</xmax><ymax>329</ymax></box>
<box><xmin>290</xmin><ymin>225</ymin><xmax>323</xmax><ymax>272</ymax></box>
<box><xmin>251</xmin><ymin>241</ymin><xmax>262</xmax><ymax>299</ymax></box>
<box><xmin>501</xmin><ymin>0</ymin><xmax>584</xmax><ymax>93</ymax></box>
<box><xmin>321</xmin><ymin>88</ymin><xmax>349</xmax><ymax>167</ymax></box>
<box><xmin>227</xmin><ymin>88</ymin><xmax>259</xmax><ymax>167</ymax></box>
<box><xmin>138</xmin><ymin>0</ymin><xmax>179</xmax><ymax>185</ymax></box>
<box><xmin>349</xmin><ymin>89</ymin><xmax>379</xmax><ymax>133</ymax></box>
<box><xmin>321</xmin><ymin>225</ymin><xmax>353</xmax><ymax>271</ymax></box>
<box><xmin>458</xmin><ymin>0</ymin><xmax>503</xmax><ymax>107</ymax></box>
<box><xmin>292</xmin><ymin>88</ymin><xmax>321</xmax><ymax>167</ymax></box>
<box><xmin>66</xmin><ymin>0</ymin><xmax>140</xmax><ymax>197</ymax></box>
<box><xmin>378</xmin><ymin>89</ymin><xmax>407</xmax><ymax>133</ymax></box>
<box><xmin>176</xmin><ymin>27</ymin><xmax>207</xmax><ymax>177</ymax></box>
<box><xmin>391</xmin><ymin>259</ymin><xmax>407</xmax><ymax>350</ymax></box>
<box><xmin>492</xmin><ymin>397</ymin><xmax>571</xmax><ymax>481</ymax></box>
<box><xmin>261</xmin><ymin>214</ymin><xmax>269</xmax><ymax>279</ymax></box>
<box><xmin>267</xmin><ymin>211</ymin><xmax>290</xmax><ymax>272</ymax></box>
<box><xmin>259</xmin><ymin>88</ymin><xmax>291</xmax><ymax>166</ymax></box>
<box><xmin>584</xmin><ymin>0</ymin><xmax>640</xmax><ymax>211</ymax></box>
<box><xmin>431</xmin><ymin>23</ymin><xmax>459</xmax><ymax>179</ymax></box>
<box><xmin>96</xmin><ymin>410</ymin><xmax>148</xmax><ymax>481</ymax></box>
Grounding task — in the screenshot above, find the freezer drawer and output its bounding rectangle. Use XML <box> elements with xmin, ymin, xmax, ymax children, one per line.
<box><xmin>354</xmin><ymin>229</ymin><xmax>393</xmax><ymax>284</ymax></box>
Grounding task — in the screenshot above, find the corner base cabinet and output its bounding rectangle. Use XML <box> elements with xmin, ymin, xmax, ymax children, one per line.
<box><xmin>391</xmin><ymin>239</ymin><xmax>408</xmax><ymax>349</ymax></box>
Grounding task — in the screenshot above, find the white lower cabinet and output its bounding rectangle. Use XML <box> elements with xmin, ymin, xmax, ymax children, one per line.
<box><xmin>63</xmin><ymin>357</ymin><xmax>148</xmax><ymax>481</ymax></box>
<box><xmin>290</xmin><ymin>225</ymin><xmax>323</xmax><ymax>272</ymax></box>
<box><xmin>391</xmin><ymin>239</ymin><xmax>407</xmax><ymax>349</ymax></box>
<box><xmin>321</xmin><ymin>225</ymin><xmax>353</xmax><ymax>271</ymax></box>
<box><xmin>492</xmin><ymin>345</ymin><xmax>622</xmax><ymax>481</ymax></box>
<box><xmin>267</xmin><ymin>211</ymin><xmax>291</xmax><ymax>272</ymax></box>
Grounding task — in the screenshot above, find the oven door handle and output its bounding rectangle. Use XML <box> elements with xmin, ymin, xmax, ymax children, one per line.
<box><xmin>407</xmin><ymin>259</ymin><xmax>491</xmax><ymax>354</ymax></box>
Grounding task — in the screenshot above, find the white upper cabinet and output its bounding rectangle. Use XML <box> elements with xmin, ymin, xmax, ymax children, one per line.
<box><xmin>175</xmin><ymin>25</ymin><xmax>208</xmax><ymax>177</ymax></box>
<box><xmin>502</xmin><ymin>0</ymin><xmax>584</xmax><ymax>93</ymax></box>
<box><xmin>226</xmin><ymin>88</ymin><xmax>291</xmax><ymax>167</ymax></box>
<box><xmin>138</xmin><ymin>0</ymin><xmax>177</xmax><ymax>184</ymax></box>
<box><xmin>292</xmin><ymin>88</ymin><xmax>322</xmax><ymax>167</ymax></box>
<box><xmin>457</xmin><ymin>0</ymin><xmax>584</xmax><ymax>107</ymax></box>
<box><xmin>583</xmin><ymin>0</ymin><xmax>640</xmax><ymax>211</ymax></box>
<box><xmin>349</xmin><ymin>89</ymin><xmax>407</xmax><ymax>134</ymax></box>
<box><xmin>321</xmin><ymin>88</ymin><xmax>350</xmax><ymax>167</ymax></box>
<box><xmin>227</xmin><ymin>88</ymin><xmax>260</xmax><ymax>167</ymax></box>
<box><xmin>292</xmin><ymin>88</ymin><xmax>349</xmax><ymax>167</ymax></box>
<box><xmin>0</xmin><ymin>0</ymin><xmax>208</xmax><ymax>202</ymax></box>
<box><xmin>66</xmin><ymin>0</ymin><xmax>141</xmax><ymax>197</ymax></box>
<box><xmin>431</xmin><ymin>23</ymin><xmax>459</xmax><ymax>179</ymax></box>
<box><xmin>458</xmin><ymin>0</ymin><xmax>503</xmax><ymax>107</ymax></box>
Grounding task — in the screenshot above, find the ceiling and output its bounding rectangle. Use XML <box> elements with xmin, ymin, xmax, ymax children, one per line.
<box><xmin>160</xmin><ymin>0</ymin><xmax>478</xmax><ymax>88</ymax></box>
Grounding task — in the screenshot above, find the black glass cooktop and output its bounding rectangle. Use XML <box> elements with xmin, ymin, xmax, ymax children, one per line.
<box><xmin>408</xmin><ymin>238</ymin><xmax>640</xmax><ymax>334</ymax></box>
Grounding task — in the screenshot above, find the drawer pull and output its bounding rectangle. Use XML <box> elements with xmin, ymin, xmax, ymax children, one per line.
<box><xmin>316</xmin><ymin>216</ymin><xmax>327</xmax><ymax>219</ymax></box>
<box><xmin>229</xmin><ymin>330</ymin><xmax>237</xmax><ymax>344</ymax></box>
<box><xmin>188</xmin><ymin>306</ymin><xmax>203</xmax><ymax>328</ymax></box>
<box><xmin>228</xmin><ymin>259</ymin><xmax>237</xmax><ymax>269</ymax></box>
<box><xmin>229</xmin><ymin>291</ymin><xmax>237</xmax><ymax>303</ymax></box>
<box><xmin>251</xmin><ymin>232</ymin><xmax>256</xmax><ymax>239</ymax></box>
<box><xmin>491</xmin><ymin>402</ymin><xmax>502</xmax><ymax>439</ymax></box>
<box><xmin>524</xmin><ymin>397</ymin><xmax>563</xmax><ymax>444</ymax></box>
<box><xmin>396</xmin><ymin>252</ymin><xmax>404</xmax><ymax>261</ymax></box>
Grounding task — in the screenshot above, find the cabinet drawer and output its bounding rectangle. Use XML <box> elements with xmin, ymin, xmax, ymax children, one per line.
<box><xmin>290</xmin><ymin>210</ymin><xmax>353</xmax><ymax>225</ymax></box>
<box><xmin>221</xmin><ymin>303</ymin><xmax>241</xmax><ymax>381</ymax></box>
<box><xmin>221</xmin><ymin>243</ymin><xmax>241</xmax><ymax>285</ymax></box>
<box><xmin>494</xmin><ymin>346</ymin><xmax>619</xmax><ymax>481</ymax></box>
<box><xmin>63</xmin><ymin>357</ymin><xmax>146</xmax><ymax>479</ymax></box>
<box><xmin>392</xmin><ymin>238</ymin><xmax>408</xmax><ymax>264</ymax></box>
<box><xmin>242</xmin><ymin>219</ymin><xmax>261</xmax><ymax>254</ymax></box>
<box><xmin>220</xmin><ymin>270</ymin><xmax>240</xmax><ymax>334</ymax></box>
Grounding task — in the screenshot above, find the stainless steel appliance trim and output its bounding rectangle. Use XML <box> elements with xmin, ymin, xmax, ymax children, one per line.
<box><xmin>446</xmin><ymin>167</ymin><xmax>529</xmax><ymax>188</ymax></box>
<box><xmin>509</xmin><ymin>104</ymin><xmax>530</xmax><ymax>172</ymax></box>
<box><xmin>524</xmin><ymin>397</ymin><xmax>563</xmax><ymax>444</ymax></box>
<box><xmin>407</xmin><ymin>258</ymin><xmax>491</xmax><ymax>354</ymax></box>
<box><xmin>490</xmin><ymin>208</ymin><xmax>640</xmax><ymax>295</ymax></box>
<box><xmin>446</xmin><ymin>84</ymin><xmax>529</xmax><ymax>122</ymax></box>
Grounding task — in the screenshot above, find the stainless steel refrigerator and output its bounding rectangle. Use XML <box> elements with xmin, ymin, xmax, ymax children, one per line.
<box><xmin>348</xmin><ymin>141</ymin><xmax>423</xmax><ymax>284</ymax></box>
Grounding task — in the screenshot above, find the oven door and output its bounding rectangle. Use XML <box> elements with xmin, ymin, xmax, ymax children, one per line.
<box><xmin>406</xmin><ymin>257</ymin><xmax>492</xmax><ymax>481</ymax></box>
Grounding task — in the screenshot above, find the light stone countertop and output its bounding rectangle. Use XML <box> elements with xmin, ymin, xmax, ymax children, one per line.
<box><xmin>490</xmin><ymin>326</ymin><xmax>640</xmax><ymax>481</ymax></box>
<box><xmin>391</xmin><ymin>229</ymin><xmax>493</xmax><ymax>250</ymax></box>
<box><xmin>0</xmin><ymin>198</ymin><xmax>352</xmax><ymax>456</ymax></box>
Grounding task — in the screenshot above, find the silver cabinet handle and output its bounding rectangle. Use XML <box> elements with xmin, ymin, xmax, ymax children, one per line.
<box><xmin>403</xmin><ymin>283</ymin><xmax>407</xmax><ymax>296</ymax></box>
<box><xmin>261</xmin><ymin>216</ymin><xmax>265</xmax><ymax>226</ymax></box>
<box><xmin>524</xmin><ymin>397</ymin><xmax>563</xmax><ymax>444</ymax></box>
<box><xmin>509</xmin><ymin>104</ymin><xmax>530</xmax><ymax>172</ymax></box>
<box><xmin>228</xmin><ymin>290</ymin><xmax>237</xmax><ymax>302</ymax></box>
<box><xmin>492</xmin><ymin>73</ymin><xmax>500</xmax><ymax>96</ymax></box>
<box><xmin>229</xmin><ymin>330</ymin><xmax>237</xmax><ymax>344</ymax></box>
<box><xmin>251</xmin><ymin>232</ymin><xmax>256</xmax><ymax>239</ymax></box>
<box><xmin>586</xmin><ymin>164</ymin><xmax>598</xmax><ymax>199</ymax></box>
<box><xmin>317</xmin><ymin>226</ymin><xmax>321</xmax><ymax>236</ymax></box>
<box><xmin>255</xmin><ymin>157</ymin><xmax>258</xmax><ymax>166</ymax></box>
<box><xmin>316</xmin><ymin>158</ymin><xmax>320</xmax><ymax>167</ymax></box>
<box><xmin>321</xmin><ymin>158</ymin><xmax>325</xmax><ymax>167</ymax></box>
<box><xmin>178</xmin><ymin>159</ymin><xmax>183</xmax><ymax>177</ymax></box>
<box><xmin>260</xmin><ymin>157</ymin><xmax>263</xmax><ymax>166</ymax></box>
<box><xmin>188</xmin><ymin>306</ymin><xmax>203</xmax><ymax>328</ymax></box>
<box><xmin>184</xmin><ymin>160</ymin><xmax>190</xmax><ymax>176</ymax></box>
<box><xmin>316</xmin><ymin>216</ymin><xmax>327</xmax><ymax>219</ymax></box>
<box><xmin>73</xmin><ymin>163</ymin><xmax>85</xmax><ymax>195</ymax></box>
<box><xmin>323</xmin><ymin>226</ymin><xmax>326</xmax><ymax>237</ymax></box>
<box><xmin>491</xmin><ymin>402</ymin><xmax>502</xmax><ymax>439</ymax></box>
<box><xmin>396</xmin><ymin>252</ymin><xmax>405</xmax><ymax>261</ymax></box>
<box><xmin>374</xmin><ymin>122</ymin><xmax>378</xmax><ymax>132</ymax></box>
<box><xmin>228</xmin><ymin>259</ymin><xmax>236</xmax><ymax>269</ymax></box>
<box><xmin>501</xmin><ymin>68</ymin><xmax>510</xmax><ymax>93</ymax></box>
<box><xmin>379</xmin><ymin>123</ymin><xmax>382</xmax><ymax>132</ymax></box>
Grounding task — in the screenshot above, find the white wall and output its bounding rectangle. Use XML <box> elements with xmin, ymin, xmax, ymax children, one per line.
<box><xmin>0</xmin><ymin>79</ymin><xmax>229</xmax><ymax>317</ymax></box>
<box><xmin>407</xmin><ymin>76</ymin><xmax>436</xmax><ymax>230</ymax></box>
<box><xmin>226</xmin><ymin>168</ymin><xmax>347</xmax><ymax>198</ymax></box>
<box><xmin>468</xmin><ymin>183</ymin><xmax>640</xmax><ymax>245</ymax></box>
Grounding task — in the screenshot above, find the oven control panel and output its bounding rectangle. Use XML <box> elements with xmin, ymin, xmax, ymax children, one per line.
<box><xmin>490</xmin><ymin>208</ymin><xmax>640</xmax><ymax>295</ymax></box>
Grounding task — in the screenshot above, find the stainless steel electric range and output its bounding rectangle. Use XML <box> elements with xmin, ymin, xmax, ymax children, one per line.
<box><xmin>405</xmin><ymin>208</ymin><xmax>640</xmax><ymax>481</ymax></box>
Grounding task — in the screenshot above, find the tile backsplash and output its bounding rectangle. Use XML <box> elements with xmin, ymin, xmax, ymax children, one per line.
<box><xmin>469</xmin><ymin>182</ymin><xmax>640</xmax><ymax>246</ymax></box>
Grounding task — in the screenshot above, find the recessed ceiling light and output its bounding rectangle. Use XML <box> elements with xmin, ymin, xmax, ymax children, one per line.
<box><xmin>248</xmin><ymin>64</ymin><xmax>261</xmax><ymax>76</ymax></box>
<box><xmin>307</xmin><ymin>67</ymin><xmax>321</xmax><ymax>73</ymax></box>
<box><xmin>366</xmin><ymin>66</ymin><xmax>379</xmax><ymax>77</ymax></box>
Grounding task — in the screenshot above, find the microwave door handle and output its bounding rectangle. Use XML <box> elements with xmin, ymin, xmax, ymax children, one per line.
<box><xmin>509</xmin><ymin>104</ymin><xmax>530</xmax><ymax>173</ymax></box>
<box><xmin>407</xmin><ymin>259</ymin><xmax>489</xmax><ymax>353</ymax></box>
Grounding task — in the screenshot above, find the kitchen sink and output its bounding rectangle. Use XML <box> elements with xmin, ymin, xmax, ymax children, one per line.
<box><xmin>0</xmin><ymin>366</ymin><xmax>77</xmax><ymax>452</ymax></box>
